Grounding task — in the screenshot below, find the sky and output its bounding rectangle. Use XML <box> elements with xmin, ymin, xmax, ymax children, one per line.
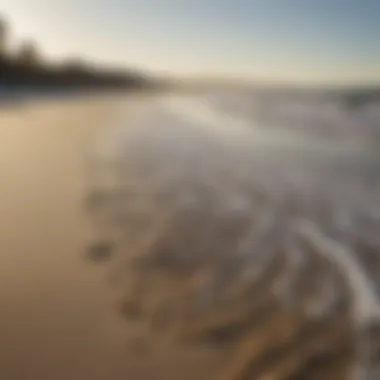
<box><xmin>0</xmin><ymin>0</ymin><xmax>379</xmax><ymax>85</ymax></box>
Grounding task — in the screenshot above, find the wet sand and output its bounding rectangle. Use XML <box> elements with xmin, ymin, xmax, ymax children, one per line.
<box><xmin>0</xmin><ymin>95</ymin><xmax>224</xmax><ymax>380</ymax></box>
<box><xmin>0</xmin><ymin>95</ymin><xmax>134</xmax><ymax>380</ymax></box>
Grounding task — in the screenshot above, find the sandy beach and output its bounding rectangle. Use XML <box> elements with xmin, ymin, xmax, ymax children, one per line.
<box><xmin>1</xmin><ymin>93</ymin><xmax>379</xmax><ymax>380</ymax></box>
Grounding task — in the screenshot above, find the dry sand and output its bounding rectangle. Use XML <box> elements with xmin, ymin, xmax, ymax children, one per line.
<box><xmin>0</xmin><ymin>95</ymin><xmax>136</xmax><ymax>380</ymax></box>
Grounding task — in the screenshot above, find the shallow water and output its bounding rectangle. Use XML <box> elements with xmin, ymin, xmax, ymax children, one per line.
<box><xmin>88</xmin><ymin>92</ymin><xmax>380</xmax><ymax>379</ymax></box>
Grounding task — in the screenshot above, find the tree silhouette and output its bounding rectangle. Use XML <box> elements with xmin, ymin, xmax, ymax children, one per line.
<box><xmin>17</xmin><ymin>41</ymin><xmax>40</xmax><ymax>68</ymax></box>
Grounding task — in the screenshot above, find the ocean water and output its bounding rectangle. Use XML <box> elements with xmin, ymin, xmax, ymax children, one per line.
<box><xmin>88</xmin><ymin>89</ymin><xmax>380</xmax><ymax>379</ymax></box>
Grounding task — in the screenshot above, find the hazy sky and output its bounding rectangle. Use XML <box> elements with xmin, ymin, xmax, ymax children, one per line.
<box><xmin>0</xmin><ymin>0</ymin><xmax>379</xmax><ymax>85</ymax></box>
